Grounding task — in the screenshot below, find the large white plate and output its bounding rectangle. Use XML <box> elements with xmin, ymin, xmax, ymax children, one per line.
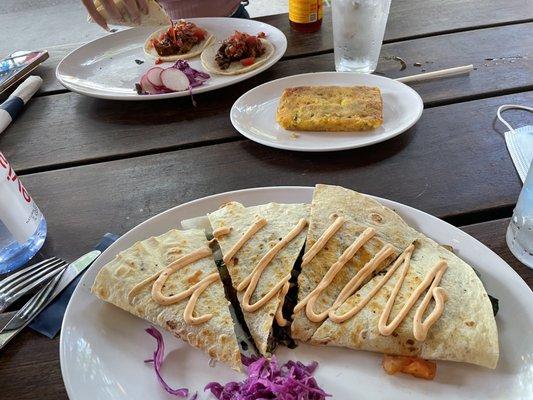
<box><xmin>56</xmin><ymin>18</ymin><xmax>287</xmax><ymax>100</ymax></box>
<box><xmin>61</xmin><ymin>187</ymin><xmax>533</xmax><ymax>400</ymax></box>
<box><xmin>231</xmin><ymin>72</ymin><xmax>424</xmax><ymax>151</ymax></box>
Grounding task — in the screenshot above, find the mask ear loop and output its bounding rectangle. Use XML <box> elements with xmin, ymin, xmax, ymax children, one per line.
<box><xmin>497</xmin><ymin>104</ymin><xmax>533</xmax><ymax>135</ymax></box>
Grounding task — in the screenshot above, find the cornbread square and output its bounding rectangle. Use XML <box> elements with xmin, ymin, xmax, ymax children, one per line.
<box><xmin>276</xmin><ymin>86</ymin><xmax>383</xmax><ymax>132</ymax></box>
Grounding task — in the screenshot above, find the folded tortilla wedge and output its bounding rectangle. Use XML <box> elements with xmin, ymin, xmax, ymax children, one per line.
<box><xmin>311</xmin><ymin>236</ymin><xmax>499</xmax><ymax>369</ymax></box>
<box><xmin>291</xmin><ymin>184</ymin><xmax>420</xmax><ymax>342</ymax></box>
<box><xmin>92</xmin><ymin>229</ymin><xmax>242</xmax><ymax>370</ymax></box>
<box><xmin>208</xmin><ymin>202</ymin><xmax>309</xmax><ymax>355</ymax></box>
<box><xmin>90</xmin><ymin>0</ymin><xmax>171</xmax><ymax>27</ymax></box>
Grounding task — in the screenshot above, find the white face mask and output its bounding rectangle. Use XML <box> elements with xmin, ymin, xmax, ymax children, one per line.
<box><xmin>497</xmin><ymin>104</ymin><xmax>533</xmax><ymax>183</ymax></box>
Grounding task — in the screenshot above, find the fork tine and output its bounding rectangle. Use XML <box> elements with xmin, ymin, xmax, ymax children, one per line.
<box><xmin>5</xmin><ymin>260</ymin><xmax>67</xmax><ymax>299</ymax></box>
<box><xmin>1</xmin><ymin>259</ymin><xmax>66</xmax><ymax>294</ymax></box>
<box><xmin>19</xmin><ymin>269</ymin><xmax>66</xmax><ymax>321</ymax></box>
<box><xmin>0</xmin><ymin>257</ymin><xmax>61</xmax><ymax>291</ymax></box>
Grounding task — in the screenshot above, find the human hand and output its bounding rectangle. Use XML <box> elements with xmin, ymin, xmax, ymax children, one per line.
<box><xmin>81</xmin><ymin>0</ymin><xmax>149</xmax><ymax>30</ymax></box>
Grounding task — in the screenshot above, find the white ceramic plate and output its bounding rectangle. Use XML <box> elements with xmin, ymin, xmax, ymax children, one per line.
<box><xmin>230</xmin><ymin>72</ymin><xmax>424</xmax><ymax>151</ymax></box>
<box><xmin>56</xmin><ymin>18</ymin><xmax>287</xmax><ymax>100</ymax></box>
<box><xmin>61</xmin><ymin>187</ymin><xmax>533</xmax><ymax>400</ymax></box>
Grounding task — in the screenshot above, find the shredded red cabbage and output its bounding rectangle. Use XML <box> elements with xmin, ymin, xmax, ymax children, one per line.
<box><xmin>137</xmin><ymin>61</ymin><xmax>210</xmax><ymax>103</ymax></box>
<box><xmin>172</xmin><ymin>60</ymin><xmax>209</xmax><ymax>106</ymax></box>
<box><xmin>205</xmin><ymin>356</ymin><xmax>330</xmax><ymax>400</ymax></box>
<box><xmin>145</xmin><ymin>327</ymin><xmax>195</xmax><ymax>398</ymax></box>
<box><xmin>173</xmin><ymin>60</ymin><xmax>210</xmax><ymax>88</ymax></box>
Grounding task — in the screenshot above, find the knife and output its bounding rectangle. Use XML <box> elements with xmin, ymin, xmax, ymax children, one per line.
<box><xmin>0</xmin><ymin>250</ymin><xmax>100</xmax><ymax>349</ymax></box>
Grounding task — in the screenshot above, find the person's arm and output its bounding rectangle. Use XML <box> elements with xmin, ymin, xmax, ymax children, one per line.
<box><xmin>81</xmin><ymin>0</ymin><xmax>149</xmax><ymax>30</ymax></box>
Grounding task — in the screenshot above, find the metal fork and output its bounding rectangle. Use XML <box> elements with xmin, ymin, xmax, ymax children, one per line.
<box><xmin>1</xmin><ymin>268</ymin><xmax>65</xmax><ymax>334</ymax></box>
<box><xmin>0</xmin><ymin>257</ymin><xmax>67</xmax><ymax>313</ymax></box>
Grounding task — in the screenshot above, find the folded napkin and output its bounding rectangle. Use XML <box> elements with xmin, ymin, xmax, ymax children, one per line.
<box><xmin>497</xmin><ymin>104</ymin><xmax>533</xmax><ymax>183</ymax></box>
<box><xmin>29</xmin><ymin>233</ymin><xmax>118</xmax><ymax>338</ymax></box>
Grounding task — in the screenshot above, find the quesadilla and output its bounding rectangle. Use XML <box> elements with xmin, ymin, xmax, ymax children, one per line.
<box><xmin>92</xmin><ymin>229</ymin><xmax>242</xmax><ymax>370</ymax></box>
<box><xmin>200</xmin><ymin>32</ymin><xmax>275</xmax><ymax>75</ymax></box>
<box><xmin>208</xmin><ymin>202</ymin><xmax>309</xmax><ymax>355</ymax></box>
<box><xmin>310</xmin><ymin>235</ymin><xmax>499</xmax><ymax>369</ymax></box>
<box><xmin>291</xmin><ymin>184</ymin><xmax>420</xmax><ymax>342</ymax></box>
<box><xmin>144</xmin><ymin>20</ymin><xmax>214</xmax><ymax>62</ymax></box>
<box><xmin>91</xmin><ymin>0</ymin><xmax>171</xmax><ymax>27</ymax></box>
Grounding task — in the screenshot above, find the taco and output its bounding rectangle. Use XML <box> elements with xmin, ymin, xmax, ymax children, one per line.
<box><xmin>144</xmin><ymin>20</ymin><xmax>214</xmax><ymax>62</ymax></box>
<box><xmin>201</xmin><ymin>31</ymin><xmax>275</xmax><ymax>75</ymax></box>
<box><xmin>91</xmin><ymin>229</ymin><xmax>242</xmax><ymax>371</ymax></box>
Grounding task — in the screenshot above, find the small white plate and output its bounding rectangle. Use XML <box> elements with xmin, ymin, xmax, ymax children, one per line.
<box><xmin>230</xmin><ymin>72</ymin><xmax>424</xmax><ymax>151</ymax></box>
<box><xmin>61</xmin><ymin>187</ymin><xmax>533</xmax><ymax>400</ymax></box>
<box><xmin>56</xmin><ymin>18</ymin><xmax>287</xmax><ymax>101</ymax></box>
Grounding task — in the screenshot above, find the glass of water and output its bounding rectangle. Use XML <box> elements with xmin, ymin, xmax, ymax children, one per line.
<box><xmin>332</xmin><ymin>0</ymin><xmax>392</xmax><ymax>73</ymax></box>
<box><xmin>506</xmin><ymin>161</ymin><xmax>533</xmax><ymax>268</ymax></box>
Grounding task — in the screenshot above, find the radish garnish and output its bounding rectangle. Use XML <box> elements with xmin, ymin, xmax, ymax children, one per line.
<box><xmin>160</xmin><ymin>68</ymin><xmax>190</xmax><ymax>92</ymax></box>
<box><xmin>146</xmin><ymin>67</ymin><xmax>164</xmax><ymax>86</ymax></box>
<box><xmin>136</xmin><ymin>61</ymin><xmax>210</xmax><ymax>104</ymax></box>
<box><xmin>140</xmin><ymin>74</ymin><xmax>158</xmax><ymax>94</ymax></box>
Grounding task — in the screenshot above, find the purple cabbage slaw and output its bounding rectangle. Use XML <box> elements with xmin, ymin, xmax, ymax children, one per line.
<box><xmin>145</xmin><ymin>327</ymin><xmax>197</xmax><ymax>399</ymax></box>
<box><xmin>205</xmin><ymin>356</ymin><xmax>331</xmax><ymax>400</ymax></box>
<box><xmin>145</xmin><ymin>327</ymin><xmax>329</xmax><ymax>399</ymax></box>
<box><xmin>138</xmin><ymin>60</ymin><xmax>210</xmax><ymax>104</ymax></box>
<box><xmin>173</xmin><ymin>60</ymin><xmax>210</xmax><ymax>106</ymax></box>
<box><xmin>173</xmin><ymin>60</ymin><xmax>210</xmax><ymax>88</ymax></box>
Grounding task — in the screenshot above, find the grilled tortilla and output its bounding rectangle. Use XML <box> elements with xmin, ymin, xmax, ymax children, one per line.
<box><xmin>91</xmin><ymin>229</ymin><xmax>242</xmax><ymax>371</ymax></box>
<box><xmin>291</xmin><ymin>184</ymin><xmax>419</xmax><ymax>342</ymax></box>
<box><xmin>200</xmin><ymin>38</ymin><xmax>275</xmax><ymax>75</ymax></box>
<box><xmin>208</xmin><ymin>202</ymin><xmax>309</xmax><ymax>355</ymax></box>
<box><xmin>311</xmin><ymin>236</ymin><xmax>499</xmax><ymax>369</ymax></box>
<box><xmin>91</xmin><ymin>0</ymin><xmax>171</xmax><ymax>27</ymax></box>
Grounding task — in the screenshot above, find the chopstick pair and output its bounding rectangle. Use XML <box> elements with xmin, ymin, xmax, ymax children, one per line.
<box><xmin>395</xmin><ymin>64</ymin><xmax>474</xmax><ymax>83</ymax></box>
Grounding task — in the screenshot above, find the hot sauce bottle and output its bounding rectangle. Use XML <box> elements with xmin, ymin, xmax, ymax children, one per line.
<box><xmin>289</xmin><ymin>0</ymin><xmax>323</xmax><ymax>33</ymax></box>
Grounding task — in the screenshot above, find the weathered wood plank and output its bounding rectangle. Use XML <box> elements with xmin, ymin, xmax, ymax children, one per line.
<box><xmin>11</xmin><ymin>91</ymin><xmax>528</xmax><ymax>264</ymax></box>
<box><xmin>2</xmin><ymin>49</ymin><xmax>531</xmax><ymax>173</ymax></box>
<box><xmin>3</xmin><ymin>1</ymin><xmax>532</xmax><ymax>59</ymax></box>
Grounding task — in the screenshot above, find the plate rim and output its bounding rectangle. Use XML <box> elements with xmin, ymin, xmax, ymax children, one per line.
<box><xmin>230</xmin><ymin>72</ymin><xmax>424</xmax><ymax>152</ymax></box>
<box><xmin>60</xmin><ymin>185</ymin><xmax>533</xmax><ymax>400</ymax></box>
<box><xmin>55</xmin><ymin>17</ymin><xmax>288</xmax><ymax>101</ymax></box>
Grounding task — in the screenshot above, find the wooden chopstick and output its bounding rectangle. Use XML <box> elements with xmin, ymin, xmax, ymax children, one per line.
<box><xmin>395</xmin><ymin>64</ymin><xmax>474</xmax><ymax>83</ymax></box>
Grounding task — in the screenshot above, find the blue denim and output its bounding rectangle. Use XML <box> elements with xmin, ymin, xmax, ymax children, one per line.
<box><xmin>231</xmin><ymin>3</ymin><xmax>250</xmax><ymax>19</ymax></box>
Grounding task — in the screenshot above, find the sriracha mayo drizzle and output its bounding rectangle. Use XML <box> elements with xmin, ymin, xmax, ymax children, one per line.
<box><xmin>293</xmin><ymin>227</ymin><xmax>375</xmax><ymax>322</ymax></box>
<box><xmin>238</xmin><ymin>218</ymin><xmax>308</xmax><ymax>326</ymax></box>
<box><xmin>327</xmin><ymin>244</ymin><xmax>448</xmax><ymax>342</ymax></box>
<box><xmin>213</xmin><ymin>226</ymin><xmax>231</xmax><ymax>238</ymax></box>
<box><xmin>222</xmin><ymin>218</ymin><xmax>267</xmax><ymax>265</ymax></box>
<box><xmin>293</xmin><ymin>214</ymin><xmax>448</xmax><ymax>341</ymax></box>
<box><xmin>301</xmin><ymin>215</ymin><xmax>345</xmax><ymax>266</ymax></box>
<box><xmin>331</xmin><ymin>244</ymin><xmax>395</xmax><ymax>309</ymax></box>
<box><xmin>220</xmin><ymin>217</ymin><xmax>308</xmax><ymax>326</ymax></box>
<box><xmin>127</xmin><ymin>246</ymin><xmax>220</xmax><ymax>325</ymax></box>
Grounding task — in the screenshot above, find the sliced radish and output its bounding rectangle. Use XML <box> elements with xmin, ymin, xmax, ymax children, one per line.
<box><xmin>160</xmin><ymin>68</ymin><xmax>190</xmax><ymax>92</ymax></box>
<box><xmin>146</xmin><ymin>67</ymin><xmax>164</xmax><ymax>86</ymax></box>
<box><xmin>140</xmin><ymin>74</ymin><xmax>158</xmax><ymax>94</ymax></box>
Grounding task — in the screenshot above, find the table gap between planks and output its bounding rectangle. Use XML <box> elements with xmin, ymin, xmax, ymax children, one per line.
<box><xmin>0</xmin><ymin>2</ymin><xmax>532</xmax><ymax>399</ymax></box>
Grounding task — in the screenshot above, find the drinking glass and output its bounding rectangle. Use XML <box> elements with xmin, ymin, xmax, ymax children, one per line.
<box><xmin>506</xmin><ymin>161</ymin><xmax>533</xmax><ymax>268</ymax></box>
<box><xmin>332</xmin><ymin>0</ymin><xmax>392</xmax><ymax>73</ymax></box>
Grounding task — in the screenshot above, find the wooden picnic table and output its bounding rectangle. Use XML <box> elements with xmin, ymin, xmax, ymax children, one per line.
<box><xmin>1</xmin><ymin>2</ymin><xmax>532</xmax><ymax>398</ymax></box>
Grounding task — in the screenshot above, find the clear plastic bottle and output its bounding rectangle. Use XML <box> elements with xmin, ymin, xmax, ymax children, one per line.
<box><xmin>0</xmin><ymin>152</ymin><xmax>47</xmax><ymax>274</ymax></box>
